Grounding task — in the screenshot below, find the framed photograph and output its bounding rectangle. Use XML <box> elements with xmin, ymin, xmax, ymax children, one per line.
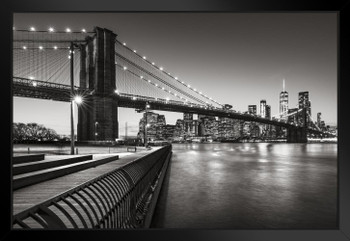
<box><xmin>3</xmin><ymin>1</ymin><xmax>350</xmax><ymax>241</ymax></box>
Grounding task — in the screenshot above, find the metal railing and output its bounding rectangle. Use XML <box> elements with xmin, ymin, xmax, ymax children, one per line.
<box><xmin>12</xmin><ymin>145</ymin><xmax>172</xmax><ymax>229</ymax></box>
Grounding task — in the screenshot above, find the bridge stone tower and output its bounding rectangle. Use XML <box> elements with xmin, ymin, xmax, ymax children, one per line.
<box><xmin>286</xmin><ymin>108</ymin><xmax>307</xmax><ymax>143</ymax></box>
<box><xmin>77</xmin><ymin>27</ymin><xmax>119</xmax><ymax>141</ymax></box>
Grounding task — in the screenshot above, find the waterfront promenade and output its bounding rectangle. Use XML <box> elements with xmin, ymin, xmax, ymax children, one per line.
<box><xmin>13</xmin><ymin>146</ymin><xmax>160</xmax><ymax>215</ymax></box>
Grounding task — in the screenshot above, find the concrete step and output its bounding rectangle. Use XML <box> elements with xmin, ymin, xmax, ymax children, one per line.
<box><xmin>13</xmin><ymin>155</ymin><xmax>93</xmax><ymax>175</ymax></box>
<box><xmin>13</xmin><ymin>154</ymin><xmax>45</xmax><ymax>165</ymax></box>
<box><xmin>13</xmin><ymin>155</ymin><xmax>119</xmax><ymax>190</ymax></box>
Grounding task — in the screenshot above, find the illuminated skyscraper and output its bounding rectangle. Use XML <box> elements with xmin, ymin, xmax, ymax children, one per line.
<box><xmin>138</xmin><ymin>112</ymin><xmax>166</xmax><ymax>141</ymax></box>
<box><xmin>260</xmin><ymin>100</ymin><xmax>266</xmax><ymax>118</ymax></box>
<box><xmin>298</xmin><ymin>91</ymin><xmax>311</xmax><ymax>127</ymax></box>
<box><xmin>279</xmin><ymin>79</ymin><xmax>289</xmax><ymax>121</ymax></box>
<box><xmin>164</xmin><ymin>124</ymin><xmax>176</xmax><ymax>140</ymax></box>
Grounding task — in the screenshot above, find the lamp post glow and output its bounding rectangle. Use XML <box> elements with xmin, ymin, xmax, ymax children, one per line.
<box><xmin>74</xmin><ymin>96</ymin><xmax>82</xmax><ymax>104</ymax></box>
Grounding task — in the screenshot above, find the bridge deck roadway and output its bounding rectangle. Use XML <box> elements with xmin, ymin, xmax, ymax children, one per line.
<box><xmin>13</xmin><ymin>147</ymin><xmax>161</xmax><ymax>215</ymax></box>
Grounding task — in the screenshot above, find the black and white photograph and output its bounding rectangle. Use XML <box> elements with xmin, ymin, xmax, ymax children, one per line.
<box><xmin>11</xmin><ymin>12</ymin><xmax>340</xmax><ymax>231</ymax></box>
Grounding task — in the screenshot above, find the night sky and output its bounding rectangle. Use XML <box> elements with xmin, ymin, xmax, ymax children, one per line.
<box><xmin>13</xmin><ymin>13</ymin><xmax>337</xmax><ymax>136</ymax></box>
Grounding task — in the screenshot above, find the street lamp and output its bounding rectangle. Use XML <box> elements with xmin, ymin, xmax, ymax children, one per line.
<box><xmin>69</xmin><ymin>41</ymin><xmax>81</xmax><ymax>155</ymax></box>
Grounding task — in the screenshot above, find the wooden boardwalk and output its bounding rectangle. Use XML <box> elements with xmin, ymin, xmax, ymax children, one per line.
<box><xmin>13</xmin><ymin>148</ymin><xmax>160</xmax><ymax>215</ymax></box>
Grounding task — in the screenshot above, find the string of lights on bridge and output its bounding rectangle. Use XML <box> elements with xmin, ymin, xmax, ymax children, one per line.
<box><xmin>13</xmin><ymin>27</ymin><xmax>91</xmax><ymax>51</ymax></box>
<box><xmin>115</xmin><ymin>39</ymin><xmax>223</xmax><ymax>108</ymax></box>
<box><xmin>13</xmin><ymin>26</ymin><xmax>94</xmax><ymax>34</ymax></box>
<box><xmin>16</xmin><ymin>45</ymin><xmax>73</xmax><ymax>51</ymax></box>
<box><xmin>115</xmin><ymin>62</ymin><xmax>209</xmax><ymax>108</ymax></box>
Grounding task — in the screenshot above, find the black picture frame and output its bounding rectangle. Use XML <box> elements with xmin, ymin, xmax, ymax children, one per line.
<box><xmin>2</xmin><ymin>0</ymin><xmax>350</xmax><ymax>241</ymax></box>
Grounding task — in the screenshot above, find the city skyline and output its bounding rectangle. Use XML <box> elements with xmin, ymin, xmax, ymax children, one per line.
<box><xmin>13</xmin><ymin>13</ymin><xmax>337</xmax><ymax>136</ymax></box>
<box><xmin>13</xmin><ymin>83</ymin><xmax>334</xmax><ymax>137</ymax></box>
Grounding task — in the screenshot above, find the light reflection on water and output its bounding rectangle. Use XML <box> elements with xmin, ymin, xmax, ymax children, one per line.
<box><xmin>151</xmin><ymin>143</ymin><xmax>337</xmax><ymax>229</ymax></box>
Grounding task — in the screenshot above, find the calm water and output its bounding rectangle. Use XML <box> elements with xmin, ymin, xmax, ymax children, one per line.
<box><xmin>151</xmin><ymin>143</ymin><xmax>337</xmax><ymax>229</ymax></box>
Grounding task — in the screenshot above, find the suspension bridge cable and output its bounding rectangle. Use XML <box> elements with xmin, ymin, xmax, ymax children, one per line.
<box><xmin>116</xmin><ymin>61</ymin><xmax>204</xmax><ymax>105</ymax></box>
<box><xmin>115</xmin><ymin>39</ymin><xmax>223</xmax><ymax>107</ymax></box>
<box><xmin>115</xmin><ymin>63</ymin><xmax>202</xmax><ymax>107</ymax></box>
<box><xmin>115</xmin><ymin>40</ymin><xmax>212</xmax><ymax>104</ymax></box>
<box><xmin>115</xmin><ymin>52</ymin><xmax>208</xmax><ymax>106</ymax></box>
<box><xmin>116</xmin><ymin>63</ymin><xmax>186</xmax><ymax>102</ymax></box>
<box><xmin>45</xmin><ymin>53</ymin><xmax>71</xmax><ymax>83</ymax></box>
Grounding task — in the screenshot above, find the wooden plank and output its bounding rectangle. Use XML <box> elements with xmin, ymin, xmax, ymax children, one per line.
<box><xmin>13</xmin><ymin>154</ymin><xmax>45</xmax><ymax>164</ymax></box>
<box><xmin>13</xmin><ymin>149</ymin><xmax>160</xmax><ymax>215</ymax></box>
<box><xmin>13</xmin><ymin>155</ymin><xmax>93</xmax><ymax>175</ymax></box>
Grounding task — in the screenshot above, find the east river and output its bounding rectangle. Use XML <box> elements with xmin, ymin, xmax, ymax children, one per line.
<box><xmin>151</xmin><ymin>143</ymin><xmax>337</xmax><ymax>229</ymax></box>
